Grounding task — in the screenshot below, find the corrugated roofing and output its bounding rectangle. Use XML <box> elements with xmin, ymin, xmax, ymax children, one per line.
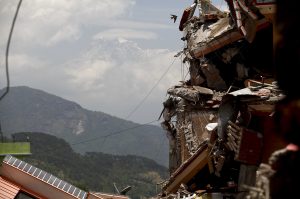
<box><xmin>0</xmin><ymin>176</ymin><xmax>20</xmax><ymax>199</ymax></box>
<box><xmin>1</xmin><ymin>155</ymin><xmax>87</xmax><ymax>199</ymax></box>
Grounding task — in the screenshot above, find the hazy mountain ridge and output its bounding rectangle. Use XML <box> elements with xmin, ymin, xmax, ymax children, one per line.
<box><xmin>0</xmin><ymin>86</ymin><xmax>168</xmax><ymax>166</ymax></box>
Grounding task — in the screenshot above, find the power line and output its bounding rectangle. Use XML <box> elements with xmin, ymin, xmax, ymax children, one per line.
<box><xmin>72</xmin><ymin>58</ymin><xmax>179</xmax><ymax>161</ymax></box>
<box><xmin>18</xmin><ymin>119</ymin><xmax>164</xmax><ymax>168</ymax></box>
<box><xmin>0</xmin><ymin>0</ymin><xmax>171</xmax><ymax>173</ymax></box>
<box><xmin>0</xmin><ymin>0</ymin><xmax>23</xmax><ymax>143</ymax></box>
<box><xmin>0</xmin><ymin>0</ymin><xmax>175</xmax><ymax>163</ymax></box>
<box><xmin>0</xmin><ymin>0</ymin><xmax>23</xmax><ymax>185</ymax></box>
<box><xmin>70</xmin><ymin>119</ymin><xmax>159</xmax><ymax>146</ymax></box>
<box><xmin>11</xmin><ymin>119</ymin><xmax>160</xmax><ymax>155</ymax></box>
<box><xmin>0</xmin><ymin>0</ymin><xmax>23</xmax><ymax>101</ymax></box>
<box><xmin>96</xmin><ymin>56</ymin><xmax>178</xmax><ymax>154</ymax></box>
<box><xmin>125</xmin><ymin>56</ymin><xmax>178</xmax><ymax>120</ymax></box>
<box><xmin>114</xmin><ymin>56</ymin><xmax>178</xmax><ymax>160</ymax></box>
<box><xmin>10</xmin><ymin>15</ymin><xmax>177</xmax><ymax>158</ymax></box>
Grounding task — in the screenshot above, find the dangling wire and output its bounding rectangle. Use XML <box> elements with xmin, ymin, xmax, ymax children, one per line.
<box><xmin>0</xmin><ymin>0</ymin><xmax>23</xmax><ymax>143</ymax></box>
<box><xmin>0</xmin><ymin>0</ymin><xmax>23</xmax><ymax>101</ymax></box>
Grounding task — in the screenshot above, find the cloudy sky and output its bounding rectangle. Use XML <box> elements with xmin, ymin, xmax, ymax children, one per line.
<box><xmin>0</xmin><ymin>0</ymin><xmax>227</xmax><ymax>124</ymax></box>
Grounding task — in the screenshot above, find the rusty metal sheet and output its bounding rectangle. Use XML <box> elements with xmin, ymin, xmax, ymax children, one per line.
<box><xmin>0</xmin><ymin>177</ymin><xmax>20</xmax><ymax>199</ymax></box>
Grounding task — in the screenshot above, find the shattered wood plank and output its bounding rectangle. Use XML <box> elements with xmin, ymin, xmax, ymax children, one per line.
<box><xmin>192</xmin><ymin>30</ymin><xmax>242</xmax><ymax>58</ymax></box>
<box><xmin>163</xmin><ymin>143</ymin><xmax>209</xmax><ymax>194</ymax></box>
<box><xmin>190</xmin><ymin>18</ymin><xmax>271</xmax><ymax>58</ymax></box>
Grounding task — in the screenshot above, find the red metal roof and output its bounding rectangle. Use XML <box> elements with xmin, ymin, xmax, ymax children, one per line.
<box><xmin>0</xmin><ymin>176</ymin><xmax>20</xmax><ymax>199</ymax></box>
<box><xmin>1</xmin><ymin>155</ymin><xmax>87</xmax><ymax>199</ymax></box>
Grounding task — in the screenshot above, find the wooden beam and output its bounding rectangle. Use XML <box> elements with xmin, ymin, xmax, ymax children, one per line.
<box><xmin>164</xmin><ymin>146</ymin><xmax>209</xmax><ymax>194</ymax></box>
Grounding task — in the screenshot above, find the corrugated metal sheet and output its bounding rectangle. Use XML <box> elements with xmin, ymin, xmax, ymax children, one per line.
<box><xmin>1</xmin><ymin>155</ymin><xmax>87</xmax><ymax>199</ymax></box>
<box><xmin>0</xmin><ymin>177</ymin><xmax>20</xmax><ymax>199</ymax></box>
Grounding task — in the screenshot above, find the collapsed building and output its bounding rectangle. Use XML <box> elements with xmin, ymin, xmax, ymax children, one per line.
<box><xmin>158</xmin><ymin>0</ymin><xmax>282</xmax><ymax>198</ymax></box>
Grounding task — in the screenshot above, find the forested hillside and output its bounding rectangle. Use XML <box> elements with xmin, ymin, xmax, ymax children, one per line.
<box><xmin>12</xmin><ymin>132</ymin><xmax>168</xmax><ymax>199</ymax></box>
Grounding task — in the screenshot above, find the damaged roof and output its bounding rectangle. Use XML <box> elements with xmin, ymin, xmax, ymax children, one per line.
<box><xmin>158</xmin><ymin>1</ymin><xmax>279</xmax><ymax>198</ymax></box>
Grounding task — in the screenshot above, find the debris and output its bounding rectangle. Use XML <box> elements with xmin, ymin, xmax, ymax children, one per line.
<box><xmin>158</xmin><ymin>1</ymin><xmax>282</xmax><ymax>198</ymax></box>
<box><xmin>205</xmin><ymin>123</ymin><xmax>218</xmax><ymax>132</ymax></box>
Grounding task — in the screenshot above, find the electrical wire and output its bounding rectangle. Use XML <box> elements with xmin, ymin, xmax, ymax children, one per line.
<box><xmin>97</xmin><ymin>56</ymin><xmax>178</xmax><ymax>146</ymax></box>
<box><xmin>124</xmin><ymin>56</ymin><xmax>178</xmax><ymax>120</ymax></box>
<box><xmin>70</xmin><ymin>119</ymin><xmax>159</xmax><ymax>146</ymax></box>
<box><xmin>120</xmin><ymin>56</ymin><xmax>178</xmax><ymax>158</ymax></box>
<box><xmin>0</xmin><ymin>0</ymin><xmax>23</xmax><ymax>101</ymax></box>
<box><xmin>0</xmin><ymin>0</ymin><xmax>178</xmax><ymax>167</ymax></box>
<box><xmin>3</xmin><ymin>118</ymin><xmax>166</xmax><ymax>191</ymax></box>
<box><xmin>97</xmin><ymin>56</ymin><xmax>178</xmax><ymax>155</ymax></box>
<box><xmin>0</xmin><ymin>1</ymin><xmax>174</xmax><ymax>183</ymax></box>
<box><xmin>32</xmin><ymin>41</ymin><xmax>180</xmax><ymax>160</ymax></box>
<box><xmin>11</xmin><ymin>53</ymin><xmax>176</xmax><ymax>160</ymax></box>
<box><xmin>8</xmin><ymin>119</ymin><xmax>160</xmax><ymax>157</ymax></box>
<box><xmin>0</xmin><ymin>0</ymin><xmax>23</xmax><ymax>185</ymax></box>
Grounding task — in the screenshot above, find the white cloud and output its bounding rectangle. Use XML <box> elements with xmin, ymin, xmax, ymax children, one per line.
<box><xmin>59</xmin><ymin>39</ymin><xmax>181</xmax><ymax>121</ymax></box>
<box><xmin>0</xmin><ymin>0</ymin><xmax>185</xmax><ymax>123</ymax></box>
<box><xmin>0</xmin><ymin>0</ymin><xmax>136</xmax><ymax>47</ymax></box>
<box><xmin>1</xmin><ymin>38</ymin><xmax>181</xmax><ymax>123</ymax></box>
<box><xmin>104</xmin><ymin>19</ymin><xmax>172</xmax><ymax>30</ymax></box>
<box><xmin>93</xmin><ymin>29</ymin><xmax>157</xmax><ymax>40</ymax></box>
<box><xmin>0</xmin><ymin>53</ymin><xmax>51</xmax><ymax>88</ymax></box>
<box><xmin>0</xmin><ymin>54</ymin><xmax>45</xmax><ymax>73</ymax></box>
<box><xmin>66</xmin><ymin>59</ymin><xmax>114</xmax><ymax>91</ymax></box>
<box><xmin>47</xmin><ymin>25</ymin><xmax>81</xmax><ymax>46</ymax></box>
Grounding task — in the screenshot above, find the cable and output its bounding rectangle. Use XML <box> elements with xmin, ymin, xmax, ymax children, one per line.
<box><xmin>0</xmin><ymin>0</ymin><xmax>23</xmax><ymax>143</ymax></box>
<box><xmin>124</xmin><ymin>57</ymin><xmax>178</xmax><ymax>120</ymax></box>
<box><xmin>3</xmin><ymin>118</ymin><xmax>167</xmax><ymax>194</ymax></box>
<box><xmin>67</xmin><ymin>56</ymin><xmax>179</xmax><ymax>161</ymax></box>
<box><xmin>0</xmin><ymin>0</ymin><xmax>23</xmax><ymax>185</ymax></box>
<box><xmin>70</xmin><ymin>119</ymin><xmax>159</xmax><ymax>146</ymax></box>
<box><xmin>9</xmin><ymin>119</ymin><xmax>160</xmax><ymax>159</ymax></box>
<box><xmin>0</xmin><ymin>0</ymin><xmax>23</xmax><ymax>101</ymax></box>
<box><xmin>0</xmin><ymin>0</ymin><xmax>177</xmax><ymax>166</ymax></box>
<box><xmin>95</xmin><ymin>56</ymin><xmax>178</xmax><ymax>156</ymax></box>
<box><xmin>102</xmin><ymin>56</ymin><xmax>178</xmax><ymax>139</ymax></box>
<box><xmin>120</xmin><ymin>56</ymin><xmax>178</xmax><ymax>158</ymax></box>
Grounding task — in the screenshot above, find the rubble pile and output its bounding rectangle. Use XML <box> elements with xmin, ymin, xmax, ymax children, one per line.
<box><xmin>158</xmin><ymin>1</ymin><xmax>280</xmax><ymax>199</ymax></box>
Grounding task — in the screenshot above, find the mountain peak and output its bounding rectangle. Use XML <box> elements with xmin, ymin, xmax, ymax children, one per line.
<box><xmin>117</xmin><ymin>37</ymin><xmax>129</xmax><ymax>43</ymax></box>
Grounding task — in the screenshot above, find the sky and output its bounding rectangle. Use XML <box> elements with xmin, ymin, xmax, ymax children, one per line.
<box><xmin>0</xmin><ymin>0</ymin><xmax>227</xmax><ymax>124</ymax></box>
